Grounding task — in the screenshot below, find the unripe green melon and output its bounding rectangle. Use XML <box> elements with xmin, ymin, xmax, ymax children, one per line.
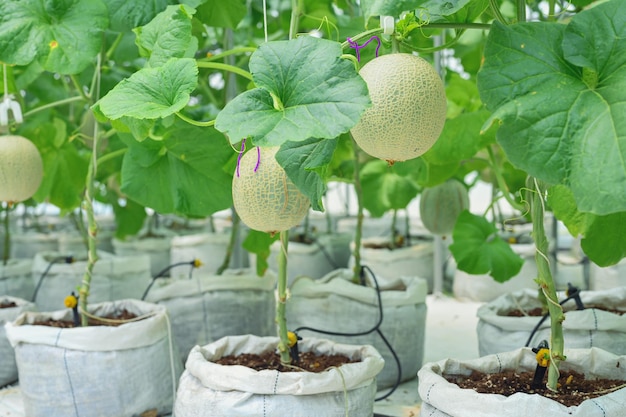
<box><xmin>419</xmin><ymin>179</ymin><xmax>469</xmax><ymax>235</ymax></box>
<box><xmin>0</xmin><ymin>135</ymin><xmax>44</xmax><ymax>203</ymax></box>
<box><xmin>350</xmin><ymin>53</ymin><xmax>447</xmax><ymax>163</ymax></box>
<box><xmin>233</xmin><ymin>146</ymin><xmax>310</xmax><ymax>234</ymax></box>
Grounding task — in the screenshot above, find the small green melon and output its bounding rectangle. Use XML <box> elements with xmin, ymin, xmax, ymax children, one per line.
<box><xmin>420</xmin><ymin>179</ymin><xmax>469</xmax><ymax>235</ymax></box>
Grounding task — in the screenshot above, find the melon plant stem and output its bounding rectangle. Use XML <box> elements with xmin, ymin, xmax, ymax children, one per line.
<box><xmin>277</xmin><ymin>230</ymin><xmax>291</xmax><ymax>364</ymax></box>
<box><xmin>351</xmin><ymin>137</ymin><xmax>364</xmax><ymax>284</ymax></box>
<box><xmin>530</xmin><ymin>178</ymin><xmax>564</xmax><ymax>392</ymax></box>
<box><xmin>2</xmin><ymin>204</ymin><xmax>9</xmax><ymax>265</ymax></box>
<box><xmin>215</xmin><ymin>210</ymin><xmax>240</xmax><ymax>275</ymax></box>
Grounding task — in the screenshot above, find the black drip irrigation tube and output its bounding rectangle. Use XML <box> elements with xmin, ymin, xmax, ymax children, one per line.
<box><xmin>31</xmin><ymin>255</ymin><xmax>75</xmax><ymax>303</ymax></box>
<box><xmin>292</xmin><ymin>265</ymin><xmax>403</xmax><ymax>402</ymax></box>
<box><xmin>141</xmin><ymin>260</ymin><xmax>198</xmax><ymax>301</ymax></box>
<box><xmin>524</xmin><ymin>283</ymin><xmax>585</xmax><ymax>348</ymax></box>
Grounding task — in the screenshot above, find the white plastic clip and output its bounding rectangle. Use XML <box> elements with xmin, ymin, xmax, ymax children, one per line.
<box><xmin>0</xmin><ymin>94</ymin><xmax>23</xmax><ymax>125</ymax></box>
<box><xmin>380</xmin><ymin>15</ymin><xmax>395</xmax><ymax>35</ymax></box>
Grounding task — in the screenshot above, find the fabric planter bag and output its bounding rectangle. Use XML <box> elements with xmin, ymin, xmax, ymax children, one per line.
<box><xmin>287</xmin><ymin>268</ymin><xmax>428</xmax><ymax>389</ymax></box>
<box><xmin>350</xmin><ymin>236</ymin><xmax>434</xmax><ymax>292</ymax></box>
<box><xmin>112</xmin><ymin>231</ymin><xmax>174</xmax><ymax>277</ymax></box>
<box><xmin>174</xmin><ymin>335</ymin><xmax>385</xmax><ymax>417</ymax></box>
<box><xmin>169</xmin><ymin>232</ymin><xmax>229</xmax><ymax>276</ymax></box>
<box><xmin>477</xmin><ymin>288</ymin><xmax>626</xmax><ymax>357</ymax></box>
<box><xmin>145</xmin><ymin>268</ymin><xmax>276</xmax><ymax>361</ymax></box>
<box><xmin>31</xmin><ymin>251</ymin><xmax>152</xmax><ymax>312</ymax></box>
<box><xmin>11</xmin><ymin>232</ymin><xmax>58</xmax><ymax>259</ymax></box>
<box><xmin>5</xmin><ymin>299</ymin><xmax>182</xmax><ymax>417</ymax></box>
<box><xmin>0</xmin><ymin>296</ymin><xmax>36</xmax><ymax>387</ymax></box>
<box><xmin>0</xmin><ymin>258</ymin><xmax>34</xmax><ymax>300</ymax></box>
<box><xmin>418</xmin><ymin>347</ymin><xmax>626</xmax><ymax>416</ymax></box>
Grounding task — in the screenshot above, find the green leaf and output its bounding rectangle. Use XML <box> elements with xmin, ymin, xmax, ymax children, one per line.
<box><xmin>549</xmin><ymin>185</ymin><xmax>626</xmax><ymax>267</ymax></box>
<box><xmin>134</xmin><ymin>5</ymin><xmax>197</xmax><ymax>68</ymax></box>
<box><xmin>195</xmin><ymin>0</ymin><xmax>247</xmax><ymax>28</ymax></box>
<box><xmin>103</xmin><ymin>0</ymin><xmax>169</xmax><ymax>32</ymax></box>
<box><xmin>215</xmin><ymin>36</ymin><xmax>370</xmax><ymax>146</ymax></box>
<box><xmin>119</xmin><ymin>122</ymin><xmax>233</xmax><ymax>217</ymax></box>
<box><xmin>449</xmin><ymin>211</ymin><xmax>524</xmax><ymax>282</ymax></box>
<box><xmin>360</xmin><ymin>0</ymin><xmax>422</xmax><ymax>20</ymax></box>
<box><xmin>0</xmin><ymin>0</ymin><xmax>108</xmax><ymax>74</ymax></box>
<box><xmin>95</xmin><ymin>58</ymin><xmax>198</xmax><ymax>120</ymax></box>
<box><xmin>360</xmin><ymin>160</ymin><xmax>420</xmax><ymax>217</ymax></box>
<box><xmin>276</xmin><ymin>138</ymin><xmax>337</xmax><ymax>212</ymax></box>
<box><xmin>110</xmin><ymin>197</ymin><xmax>147</xmax><ymax>240</ymax></box>
<box><xmin>415</xmin><ymin>0</ymin><xmax>472</xmax><ymax>17</ymax></box>
<box><xmin>20</xmin><ymin>118</ymin><xmax>88</xmax><ymax>212</ymax></box>
<box><xmin>242</xmin><ymin>229</ymin><xmax>279</xmax><ymax>277</ymax></box>
<box><xmin>478</xmin><ymin>3</ymin><xmax>626</xmax><ymax>216</ymax></box>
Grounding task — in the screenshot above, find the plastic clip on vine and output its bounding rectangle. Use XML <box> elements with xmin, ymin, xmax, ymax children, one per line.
<box><xmin>293</xmin><ymin>265</ymin><xmax>402</xmax><ymax>401</ymax></box>
<box><xmin>141</xmin><ymin>259</ymin><xmax>202</xmax><ymax>301</ymax></box>
<box><xmin>524</xmin><ymin>283</ymin><xmax>586</xmax><ymax>348</ymax></box>
<box><xmin>531</xmin><ymin>340</ymin><xmax>550</xmax><ymax>389</ymax></box>
<box><xmin>31</xmin><ymin>255</ymin><xmax>75</xmax><ymax>304</ymax></box>
<box><xmin>64</xmin><ymin>292</ymin><xmax>81</xmax><ymax>327</ymax></box>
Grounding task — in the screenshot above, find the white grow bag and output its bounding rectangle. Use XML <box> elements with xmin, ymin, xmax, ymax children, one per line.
<box><xmin>146</xmin><ymin>268</ymin><xmax>276</xmax><ymax>361</ymax></box>
<box><xmin>287</xmin><ymin>268</ymin><xmax>428</xmax><ymax>389</ymax></box>
<box><xmin>477</xmin><ymin>288</ymin><xmax>626</xmax><ymax>356</ymax></box>
<box><xmin>31</xmin><ymin>251</ymin><xmax>151</xmax><ymax>312</ymax></box>
<box><xmin>174</xmin><ymin>335</ymin><xmax>385</xmax><ymax>417</ymax></box>
<box><xmin>0</xmin><ymin>258</ymin><xmax>34</xmax><ymax>300</ymax></box>
<box><xmin>5</xmin><ymin>299</ymin><xmax>182</xmax><ymax>417</ymax></box>
<box><xmin>418</xmin><ymin>347</ymin><xmax>626</xmax><ymax>417</ymax></box>
<box><xmin>0</xmin><ymin>296</ymin><xmax>36</xmax><ymax>387</ymax></box>
<box><xmin>112</xmin><ymin>231</ymin><xmax>174</xmax><ymax>277</ymax></box>
<box><xmin>169</xmin><ymin>232</ymin><xmax>230</xmax><ymax>275</ymax></box>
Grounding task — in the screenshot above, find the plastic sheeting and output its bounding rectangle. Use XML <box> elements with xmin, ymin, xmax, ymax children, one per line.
<box><xmin>477</xmin><ymin>288</ymin><xmax>626</xmax><ymax>356</ymax></box>
<box><xmin>287</xmin><ymin>268</ymin><xmax>427</xmax><ymax>389</ymax></box>
<box><xmin>418</xmin><ymin>347</ymin><xmax>626</xmax><ymax>417</ymax></box>
<box><xmin>5</xmin><ymin>299</ymin><xmax>182</xmax><ymax>417</ymax></box>
<box><xmin>174</xmin><ymin>335</ymin><xmax>384</xmax><ymax>417</ymax></box>
<box><xmin>146</xmin><ymin>268</ymin><xmax>276</xmax><ymax>361</ymax></box>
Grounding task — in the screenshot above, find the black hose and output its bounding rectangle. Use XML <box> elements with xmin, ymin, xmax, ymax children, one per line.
<box><xmin>141</xmin><ymin>260</ymin><xmax>197</xmax><ymax>301</ymax></box>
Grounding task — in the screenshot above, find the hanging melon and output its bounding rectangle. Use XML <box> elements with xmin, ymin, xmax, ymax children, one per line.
<box><xmin>419</xmin><ymin>179</ymin><xmax>469</xmax><ymax>236</ymax></box>
<box><xmin>0</xmin><ymin>135</ymin><xmax>44</xmax><ymax>203</ymax></box>
<box><xmin>350</xmin><ymin>53</ymin><xmax>447</xmax><ymax>163</ymax></box>
<box><xmin>233</xmin><ymin>146</ymin><xmax>309</xmax><ymax>234</ymax></box>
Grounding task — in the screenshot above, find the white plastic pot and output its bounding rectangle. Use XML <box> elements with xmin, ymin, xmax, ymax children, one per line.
<box><xmin>418</xmin><ymin>347</ymin><xmax>626</xmax><ymax>416</ymax></box>
<box><xmin>145</xmin><ymin>268</ymin><xmax>276</xmax><ymax>361</ymax></box>
<box><xmin>0</xmin><ymin>296</ymin><xmax>36</xmax><ymax>387</ymax></box>
<box><xmin>477</xmin><ymin>288</ymin><xmax>626</xmax><ymax>356</ymax></box>
<box><xmin>174</xmin><ymin>335</ymin><xmax>385</xmax><ymax>417</ymax></box>
<box><xmin>287</xmin><ymin>268</ymin><xmax>428</xmax><ymax>389</ymax></box>
<box><xmin>5</xmin><ymin>299</ymin><xmax>182</xmax><ymax>417</ymax></box>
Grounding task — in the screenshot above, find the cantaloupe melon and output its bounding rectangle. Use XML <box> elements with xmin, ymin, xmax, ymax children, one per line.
<box><xmin>0</xmin><ymin>135</ymin><xmax>44</xmax><ymax>203</ymax></box>
<box><xmin>232</xmin><ymin>146</ymin><xmax>309</xmax><ymax>234</ymax></box>
<box><xmin>419</xmin><ymin>179</ymin><xmax>469</xmax><ymax>236</ymax></box>
<box><xmin>350</xmin><ymin>53</ymin><xmax>447</xmax><ymax>163</ymax></box>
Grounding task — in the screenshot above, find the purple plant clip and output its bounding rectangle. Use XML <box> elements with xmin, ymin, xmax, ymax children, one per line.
<box><xmin>254</xmin><ymin>146</ymin><xmax>260</xmax><ymax>172</ymax></box>
<box><xmin>236</xmin><ymin>139</ymin><xmax>246</xmax><ymax>177</ymax></box>
<box><xmin>346</xmin><ymin>35</ymin><xmax>381</xmax><ymax>62</ymax></box>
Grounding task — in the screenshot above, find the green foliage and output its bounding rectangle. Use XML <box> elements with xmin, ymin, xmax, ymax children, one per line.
<box><xmin>243</xmin><ymin>230</ymin><xmax>280</xmax><ymax>276</ymax></box>
<box><xmin>360</xmin><ymin>159</ymin><xmax>420</xmax><ymax>217</ymax></box>
<box><xmin>449</xmin><ymin>211</ymin><xmax>524</xmax><ymax>282</ymax></box>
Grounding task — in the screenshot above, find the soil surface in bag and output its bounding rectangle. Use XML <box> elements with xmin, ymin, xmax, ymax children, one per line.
<box><xmin>446</xmin><ymin>370</ymin><xmax>625</xmax><ymax>407</ymax></box>
<box><xmin>215</xmin><ymin>350</ymin><xmax>358</xmax><ymax>373</ymax></box>
<box><xmin>505</xmin><ymin>305</ymin><xmax>626</xmax><ymax>317</ymax></box>
<box><xmin>0</xmin><ymin>301</ymin><xmax>18</xmax><ymax>308</ymax></box>
<box><xmin>33</xmin><ymin>309</ymin><xmax>142</xmax><ymax>328</ymax></box>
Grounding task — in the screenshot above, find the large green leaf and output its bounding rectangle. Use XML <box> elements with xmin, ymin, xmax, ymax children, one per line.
<box><xmin>360</xmin><ymin>160</ymin><xmax>420</xmax><ymax>217</ymax></box>
<box><xmin>478</xmin><ymin>1</ymin><xmax>626</xmax><ymax>216</ymax></box>
<box><xmin>360</xmin><ymin>0</ymin><xmax>421</xmax><ymax>20</ymax></box>
<box><xmin>449</xmin><ymin>211</ymin><xmax>524</xmax><ymax>282</ymax></box>
<box><xmin>195</xmin><ymin>0</ymin><xmax>247</xmax><ymax>28</ymax></box>
<box><xmin>215</xmin><ymin>36</ymin><xmax>370</xmax><ymax>146</ymax></box>
<box><xmin>21</xmin><ymin>118</ymin><xmax>88</xmax><ymax>212</ymax></box>
<box><xmin>549</xmin><ymin>185</ymin><xmax>626</xmax><ymax>267</ymax></box>
<box><xmin>110</xmin><ymin>197</ymin><xmax>147</xmax><ymax>240</ymax></box>
<box><xmin>95</xmin><ymin>58</ymin><xmax>198</xmax><ymax>120</ymax></box>
<box><xmin>103</xmin><ymin>0</ymin><xmax>169</xmax><ymax>32</ymax></box>
<box><xmin>134</xmin><ymin>5</ymin><xmax>197</xmax><ymax>68</ymax></box>
<box><xmin>276</xmin><ymin>138</ymin><xmax>337</xmax><ymax>212</ymax></box>
<box><xmin>242</xmin><ymin>229</ymin><xmax>279</xmax><ymax>277</ymax></box>
<box><xmin>119</xmin><ymin>122</ymin><xmax>233</xmax><ymax>217</ymax></box>
<box><xmin>0</xmin><ymin>0</ymin><xmax>108</xmax><ymax>74</ymax></box>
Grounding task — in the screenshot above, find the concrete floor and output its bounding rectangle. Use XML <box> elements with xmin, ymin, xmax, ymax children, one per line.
<box><xmin>0</xmin><ymin>294</ymin><xmax>483</xmax><ymax>416</ymax></box>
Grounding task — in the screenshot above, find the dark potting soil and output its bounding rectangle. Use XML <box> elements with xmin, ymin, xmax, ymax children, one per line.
<box><xmin>33</xmin><ymin>309</ymin><xmax>140</xmax><ymax>328</ymax></box>
<box><xmin>215</xmin><ymin>350</ymin><xmax>358</xmax><ymax>373</ymax></box>
<box><xmin>505</xmin><ymin>305</ymin><xmax>626</xmax><ymax>317</ymax></box>
<box><xmin>0</xmin><ymin>300</ymin><xmax>17</xmax><ymax>308</ymax></box>
<box><xmin>446</xmin><ymin>370</ymin><xmax>626</xmax><ymax>407</ymax></box>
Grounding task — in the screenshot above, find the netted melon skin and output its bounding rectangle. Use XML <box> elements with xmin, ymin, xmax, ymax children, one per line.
<box><xmin>233</xmin><ymin>146</ymin><xmax>310</xmax><ymax>233</ymax></box>
<box><xmin>419</xmin><ymin>179</ymin><xmax>469</xmax><ymax>236</ymax></box>
<box><xmin>0</xmin><ymin>135</ymin><xmax>44</xmax><ymax>203</ymax></box>
<box><xmin>351</xmin><ymin>53</ymin><xmax>447</xmax><ymax>163</ymax></box>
